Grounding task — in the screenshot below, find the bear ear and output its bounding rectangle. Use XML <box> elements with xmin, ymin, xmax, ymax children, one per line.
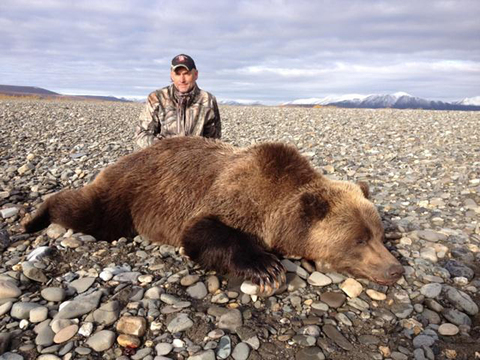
<box><xmin>357</xmin><ymin>181</ymin><xmax>370</xmax><ymax>199</ymax></box>
<box><xmin>300</xmin><ymin>192</ymin><xmax>330</xmax><ymax>221</ymax></box>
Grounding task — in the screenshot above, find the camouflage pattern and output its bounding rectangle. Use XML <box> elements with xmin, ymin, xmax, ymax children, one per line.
<box><xmin>134</xmin><ymin>84</ymin><xmax>221</xmax><ymax>149</ymax></box>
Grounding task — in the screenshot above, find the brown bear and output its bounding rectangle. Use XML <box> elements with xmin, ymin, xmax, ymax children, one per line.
<box><xmin>24</xmin><ymin>136</ymin><xmax>404</xmax><ymax>294</ymax></box>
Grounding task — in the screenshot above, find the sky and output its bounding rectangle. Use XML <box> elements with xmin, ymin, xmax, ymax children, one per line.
<box><xmin>1</xmin><ymin>0</ymin><xmax>479</xmax><ymax>104</ymax></box>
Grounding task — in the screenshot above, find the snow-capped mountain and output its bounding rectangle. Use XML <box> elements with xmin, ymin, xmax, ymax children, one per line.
<box><xmin>283</xmin><ymin>94</ymin><xmax>367</xmax><ymax>106</ymax></box>
<box><xmin>285</xmin><ymin>92</ymin><xmax>480</xmax><ymax>111</ymax></box>
<box><xmin>454</xmin><ymin>96</ymin><xmax>480</xmax><ymax>106</ymax></box>
<box><xmin>218</xmin><ymin>99</ymin><xmax>262</xmax><ymax>106</ymax></box>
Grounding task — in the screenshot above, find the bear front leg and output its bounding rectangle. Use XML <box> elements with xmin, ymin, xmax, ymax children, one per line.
<box><xmin>181</xmin><ymin>215</ymin><xmax>286</xmax><ymax>295</ymax></box>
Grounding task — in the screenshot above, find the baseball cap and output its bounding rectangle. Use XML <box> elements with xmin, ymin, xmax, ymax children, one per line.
<box><xmin>171</xmin><ymin>54</ymin><xmax>197</xmax><ymax>71</ymax></box>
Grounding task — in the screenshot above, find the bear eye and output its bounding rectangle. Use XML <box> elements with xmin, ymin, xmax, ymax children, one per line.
<box><xmin>356</xmin><ymin>238</ymin><xmax>368</xmax><ymax>245</ymax></box>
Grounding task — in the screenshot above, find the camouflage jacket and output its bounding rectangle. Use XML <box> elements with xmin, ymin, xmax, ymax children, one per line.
<box><xmin>134</xmin><ymin>84</ymin><xmax>221</xmax><ymax>149</ymax></box>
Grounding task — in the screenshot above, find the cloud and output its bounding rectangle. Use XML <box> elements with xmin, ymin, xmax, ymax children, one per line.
<box><xmin>1</xmin><ymin>0</ymin><xmax>479</xmax><ymax>102</ymax></box>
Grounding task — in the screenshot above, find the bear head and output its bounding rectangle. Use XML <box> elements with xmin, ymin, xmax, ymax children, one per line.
<box><xmin>275</xmin><ymin>179</ymin><xmax>404</xmax><ymax>285</ymax></box>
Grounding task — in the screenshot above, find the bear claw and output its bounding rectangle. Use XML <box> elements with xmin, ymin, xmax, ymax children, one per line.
<box><xmin>244</xmin><ymin>253</ymin><xmax>286</xmax><ymax>296</ymax></box>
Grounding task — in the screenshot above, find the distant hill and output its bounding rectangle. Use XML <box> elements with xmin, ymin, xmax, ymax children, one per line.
<box><xmin>0</xmin><ymin>85</ymin><xmax>131</xmax><ymax>102</ymax></box>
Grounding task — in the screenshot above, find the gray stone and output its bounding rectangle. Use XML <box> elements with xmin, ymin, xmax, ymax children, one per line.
<box><xmin>232</xmin><ymin>342</ymin><xmax>250</xmax><ymax>360</ymax></box>
<box><xmin>86</xmin><ymin>330</ymin><xmax>115</xmax><ymax>352</ymax></box>
<box><xmin>412</xmin><ymin>335</ymin><xmax>435</xmax><ymax>348</ymax></box>
<box><xmin>113</xmin><ymin>271</ymin><xmax>141</xmax><ymax>283</ymax></box>
<box><xmin>0</xmin><ymin>281</ymin><xmax>21</xmax><ymax>299</ymax></box>
<box><xmin>307</xmin><ymin>272</ymin><xmax>332</xmax><ymax>286</ymax></box>
<box><xmin>92</xmin><ymin>301</ymin><xmax>119</xmax><ymax>325</ymax></box>
<box><xmin>155</xmin><ymin>343</ymin><xmax>173</xmax><ymax>356</ymax></box>
<box><xmin>187</xmin><ymin>282</ymin><xmax>208</xmax><ymax>299</ymax></box>
<box><xmin>41</xmin><ymin>288</ymin><xmax>66</xmax><ymax>302</ymax></box>
<box><xmin>0</xmin><ymin>353</ymin><xmax>24</xmax><ymax>360</ymax></box>
<box><xmin>216</xmin><ymin>336</ymin><xmax>232</xmax><ymax>359</ymax></box>
<box><xmin>219</xmin><ymin>309</ymin><xmax>243</xmax><ymax>332</ymax></box>
<box><xmin>417</xmin><ymin>230</ymin><xmax>447</xmax><ymax>242</ymax></box>
<box><xmin>187</xmin><ymin>350</ymin><xmax>215</xmax><ymax>360</ymax></box>
<box><xmin>0</xmin><ymin>208</ymin><xmax>18</xmax><ymax>219</ymax></box>
<box><xmin>444</xmin><ymin>286</ymin><xmax>479</xmax><ymax>315</ymax></box>
<box><xmin>444</xmin><ymin>260</ymin><xmax>474</xmax><ymax>280</ymax></box>
<box><xmin>295</xmin><ymin>347</ymin><xmax>326</xmax><ymax>360</ymax></box>
<box><xmin>10</xmin><ymin>302</ymin><xmax>41</xmax><ymax>319</ymax></box>
<box><xmin>22</xmin><ymin>261</ymin><xmax>48</xmax><ymax>283</ymax></box>
<box><xmin>29</xmin><ymin>306</ymin><xmax>48</xmax><ymax>323</ymax></box>
<box><xmin>167</xmin><ymin>313</ymin><xmax>194</xmax><ymax>333</ymax></box>
<box><xmin>420</xmin><ymin>283</ymin><xmax>442</xmax><ymax>298</ymax></box>
<box><xmin>0</xmin><ymin>333</ymin><xmax>12</xmax><ymax>356</ymax></box>
<box><xmin>442</xmin><ymin>308</ymin><xmax>472</xmax><ymax>326</ymax></box>
<box><xmin>55</xmin><ymin>290</ymin><xmax>103</xmax><ymax>319</ymax></box>
<box><xmin>322</xmin><ymin>324</ymin><xmax>353</xmax><ymax>351</ymax></box>
<box><xmin>69</xmin><ymin>277</ymin><xmax>95</xmax><ymax>294</ymax></box>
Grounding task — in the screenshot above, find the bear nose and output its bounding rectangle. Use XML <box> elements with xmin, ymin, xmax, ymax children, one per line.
<box><xmin>386</xmin><ymin>264</ymin><xmax>405</xmax><ymax>280</ymax></box>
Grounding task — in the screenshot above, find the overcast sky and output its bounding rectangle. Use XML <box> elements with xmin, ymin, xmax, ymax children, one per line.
<box><xmin>1</xmin><ymin>0</ymin><xmax>479</xmax><ymax>104</ymax></box>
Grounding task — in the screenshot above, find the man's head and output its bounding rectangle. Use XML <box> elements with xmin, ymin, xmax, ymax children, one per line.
<box><xmin>171</xmin><ymin>54</ymin><xmax>198</xmax><ymax>93</ymax></box>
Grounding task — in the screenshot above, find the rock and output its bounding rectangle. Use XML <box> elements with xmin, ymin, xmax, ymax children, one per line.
<box><xmin>232</xmin><ymin>342</ymin><xmax>250</xmax><ymax>360</ymax></box>
<box><xmin>0</xmin><ymin>281</ymin><xmax>21</xmax><ymax>299</ymax></box>
<box><xmin>420</xmin><ymin>283</ymin><xmax>442</xmax><ymax>298</ymax></box>
<box><xmin>60</xmin><ymin>237</ymin><xmax>83</xmax><ymax>248</ymax></box>
<box><xmin>41</xmin><ymin>287</ymin><xmax>66</xmax><ymax>302</ymax></box>
<box><xmin>46</xmin><ymin>224</ymin><xmax>66</xmax><ymax>239</ymax></box>
<box><xmin>0</xmin><ymin>208</ymin><xmax>18</xmax><ymax>219</ymax></box>
<box><xmin>236</xmin><ymin>327</ymin><xmax>260</xmax><ymax>350</ymax></box>
<box><xmin>0</xmin><ymin>302</ymin><xmax>13</xmax><ymax>317</ymax></box>
<box><xmin>366</xmin><ymin>289</ymin><xmax>386</xmax><ymax>301</ymax></box>
<box><xmin>117</xmin><ymin>334</ymin><xmax>141</xmax><ymax>348</ymax></box>
<box><xmin>339</xmin><ymin>278</ymin><xmax>363</xmax><ymax>298</ymax></box>
<box><xmin>444</xmin><ymin>286</ymin><xmax>479</xmax><ymax>315</ymax></box>
<box><xmin>156</xmin><ymin>343</ymin><xmax>173</xmax><ymax>356</ymax></box>
<box><xmin>295</xmin><ymin>347</ymin><xmax>326</xmax><ymax>360</ymax></box>
<box><xmin>322</xmin><ymin>324</ymin><xmax>353</xmax><ymax>351</ymax></box>
<box><xmin>22</xmin><ymin>261</ymin><xmax>48</xmax><ymax>283</ymax></box>
<box><xmin>216</xmin><ymin>336</ymin><xmax>232</xmax><ymax>359</ymax></box>
<box><xmin>181</xmin><ymin>274</ymin><xmax>200</xmax><ymax>286</ymax></box>
<box><xmin>69</xmin><ymin>277</ymin><xmax>95</xmax><ymax>293</ymax></box>
<box><xmin>187</xmin><ymin>350</ymin><xmax>216</xmax><ymax>360</ymax></box>
<box><xmin>417</xmin><ymin>230</ymin><xmax>447</xmax><ymax>242</ymax></box>
<box><xmin>307</xmin><ymin>272</ymin><xmax>332</xmax><ymax>286</ymax></box>
<box><xmin>281</xmin><ymin>259</ymin><xmax>309</xmax><ymax>278</ymax></box>
<box><xmin>0</xmin><ymin>332</ymin><xmax>12</xmax><ymax>356</ymax></box>
<box><xmin>78</xmin><ymin>322</ymin><xmax>94</xmax><ymax>337</ymax></box>
<box><xmin>26</xmin><ymin>246</ymin><xmax>55</xmax><ymax>262</ymax></box>
<box><xmin>207</xmin><ymin>276</ymin><xmax>220</xmax><ymax>293</ymax></box>
<box><xmin>112</xmin><ymin>271</ymin><xmax>141</xmax><ymax>283</ymax></box>
<box><xmin>412</xmin><ymin>334</ymin><xmax>435</xmax><ymax>348</ymax></box>
<box><xmin>116</xmin><ymin>315</ymin><xmax>147</xmax><ymax>336</ymax></box>
<box><xmin>240</xmin><ymin>281</ymin><xmax>260</xmax><ymax>295</ymax></box>
<box><xmin>92</xmin><ymin>301</ymin><xmax>120</xmax><ymax>326</ymax></box>
<box><xmin>444</xmin><ymin>260</ymin><xmax>474</xmax><ymax>280</ymax></box>
<box><xmin>55</xmin><ymin>290</ymin><xmax>103</xmax><ymax>319</ymax></box>
<box><xmin>187</xmin><ymin>282</ymin><xmax>208</xmax><ymax>299</ymax></box>
<box><xmin>167</xmin><ymin>313</ymin><xmax>194</xmax><ymax>333</ymax></box>
<box><xmin>53</xmin><ymin>324</ymin><xmax>78</xmax><ymax>344</ymax></box>
<box><xmin>85</xmin><ymin>330</ymin><xmax>116</xmax><ymax>352</ymax></box>
<box><xmin>438</xmin><ymin>323</ymin><xmax>459</xmax><ymax>336</ymax></box>
<box><xmin>35</xmin><ymin>321</ymin><xmax>55</xmax><ymax>347</ymax></box>
<box><xmin>319</xmin><ymin>292</ymin><xmax>346</xmax><ymax>308</ymax></box>
<box><xmin>218</xmin><ymin>309</ymin><xmax>243</xmax><ymax>332</ymax></box>
<box><xmin>10</xmin><ymin>302</ymin><xmax>41</xmax><ymax>319</ymax></box>
<box><xmin>442</xmin><ymin>308</ymin><xmax>472</xmax><ymax>326</ymax></box>
<box><xmin>0</xmin><ymin>353</ymin><xmax>24</xmax><ymax>360</ymax></box>
<box><xmin>29</xmin><ymin>306</ymin><xmax>48</xmax><ymax>323</ymax></box>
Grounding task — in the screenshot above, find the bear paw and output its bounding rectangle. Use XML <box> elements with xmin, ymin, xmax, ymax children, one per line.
<box><xmin>241</xmin><ymin>252</ymin><xmax>286</xmax><ymax>296</ymax></box>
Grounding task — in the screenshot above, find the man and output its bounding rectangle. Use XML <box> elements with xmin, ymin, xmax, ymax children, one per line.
<box><xmin>134</xmin><ymin>54</ymin><xmax>221</xmax><ymax>149</ymax></box>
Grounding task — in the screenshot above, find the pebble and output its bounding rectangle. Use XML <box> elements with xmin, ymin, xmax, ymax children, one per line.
<box><xmin>438</xmin><ymin>323</ymin><xmax>459</xmax><ymax>336</ymax></box>
<box><xmin>216</xmin><ymin>336</ymin><xmax>232</xmax><ymax>359</ymax></box>
<box><xmin>116</xmin><ymin>315</ymin><xmax>147</xmax><ymax>336</ymax></box>
<box><xmin>218</xmin><ymin>309</ymin><xmax>243</xmax><ymax>332</ymax></box>
<box><xmin>339</xmin><ymin>278</ymin><xmax>363</xmax><ymax>298</ymax></box>
<box><xmin>156</xmin><ymin>343</ymin><xmax>173</xmax><ymax>356</ymax></box>
<box><xmin>307</xmin><ymin>272</ymin><xmax>332</xmax><ymax>286</ymax></box>
<box><xmin>188</xmin><ymin>350</ymin><xmax>216</xmax><ymax>360</ymax></box>
<box><xmin>69</xmin><ymin>277</ymin><xmax>95</xmax><ymax>293</ymax></box>
<box><xmin>366</xmin><ymin>289</ymin><xmax>386</xmax><ymax>301</ymax></box>
<box><xmin>420</xmin><ymin>283</ymin><xmax>442</xmax><ymax>298</ymax></box>
<box><xmin>85</xmin><ymin>330</ymin><xmax>116</xmax><ymax>351</ymax></box>
<box><xmin>53</xmin><ymin>324</ymin><xmax>78</xmax><ymax>344</ymax></box>
<box><xmin>231</xmin><ymin>342</ymin><xmax>250</xmax><ymax>360</ymax></box>
<box><xmin>167</xmin><ymin>313</ymin><xmax>194</xmax><ymax>333</ymax></box>
<box><xmin>117</xmin><ymin>334</ymin><xmax>141</xmax><ymax>348</ymax></box>
<box><xmin>319</xmin><ymin>292</ymin><xmax>346</xmax><ymax>308</ymax></box>
<box><xmin>22</xmin><ymin>261</ymin><xmax>48</xmax><ymax>283</ymax></box>
<box><xmin>0</xmin><ymin>281</ymin><xmax>21</xmax><ymax>299</ymax></box>
<box><xmin>187</xmin><ymin>282</ymin><xmax>208</xmax><ymax>299</ymax></box>
<box><xmin>41</xmin><ymin>288</ymin><xmax>66</xmax><ymax>302</ymax></box>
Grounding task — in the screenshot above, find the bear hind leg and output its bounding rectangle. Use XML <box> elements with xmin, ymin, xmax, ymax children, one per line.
<box><xmin>181</xmin><ymin>215</ymin><xmax>286</xmax><ymax>295</ymax></box>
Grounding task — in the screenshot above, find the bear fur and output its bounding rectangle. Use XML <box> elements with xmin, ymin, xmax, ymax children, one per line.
<box><xmin>24</xmin><ymin>136</ymin><xmax>404</xmax><ymax>293</ymax></box>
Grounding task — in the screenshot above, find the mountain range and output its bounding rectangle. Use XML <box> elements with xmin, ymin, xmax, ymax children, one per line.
<box><xmin>282</xmin><ymin>92</ymin><xmax>480</xmax><ymax>111</ymax></box>
<box><xmin>1</xmin><ymin>85</ymin><xmax>479</xmax><ymax>110</ymax></box>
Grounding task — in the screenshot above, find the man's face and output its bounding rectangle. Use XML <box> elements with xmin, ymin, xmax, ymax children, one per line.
<box><xmin>171</xmin><ymin>67</ymin><xmax>198</xmax><ymax>93</ymax></box>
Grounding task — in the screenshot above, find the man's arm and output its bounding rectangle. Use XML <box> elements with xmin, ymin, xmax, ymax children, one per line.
<box><xmin>134</xmin><ymin>92</ymin><xmax>162</xmax><ymax>149</ymax></box>
<box><xmin>203</xmin><ymin>96</ymin><xmax>221</xmax><ymax>139</ymax></box>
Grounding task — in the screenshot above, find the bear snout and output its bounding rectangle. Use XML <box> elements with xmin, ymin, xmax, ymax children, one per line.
<box><xmin>384</xmin><ymin>263</ymin><xmax>405</xmax><ymax>283</ymax></box>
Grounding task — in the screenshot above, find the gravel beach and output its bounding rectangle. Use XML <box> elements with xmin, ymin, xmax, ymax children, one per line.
<box><xmin>0</xmin><ymin>99</ymin><xmax>479</xmax><ymax>360</ymax></box>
